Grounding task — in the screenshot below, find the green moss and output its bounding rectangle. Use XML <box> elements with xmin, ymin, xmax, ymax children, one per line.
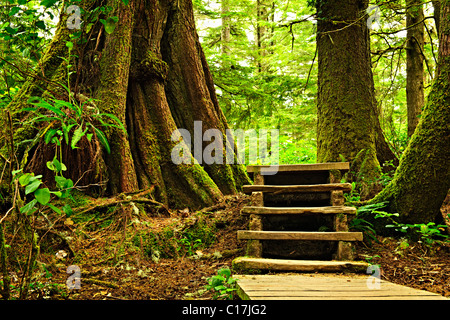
<box><xmin>132</xmin><ymin>212</ymin><xmax>218</xmax><ymax>258</ymax></box>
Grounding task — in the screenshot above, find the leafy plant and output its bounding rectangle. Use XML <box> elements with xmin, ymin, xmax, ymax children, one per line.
<box><xmin>386</xmin><ymin>222</ymin><xmax>449</xmax><ymax>246</ymax></box>
<box><xmin>13</xmin><ymin>162</ymin><xmax>73</xmax><ymax>217</ymax></box>
<box><xmin>23</xmin><ymin>40</ymin><xmax>125</xmax><ymax>156</ymax></box>
<box><xmin>349</xmin><ymin>202</ymin><xmax>393</xmax><ymax>244</ymax></box>
<box><xmin>344</xmin><ymin>182</ymin><xmax>361</xmax><ymax>202</ymax></box>
<box><xmin>24</xmin><ymin>93</ymin><xmax>123</xmax><ymax>155</ymax></box>
<box><xmin>179</xmin><ymin>237</ymin><xmax>202</xmax><ymax>256</ymax></box>
<box><xmin>205</xmin><ymin>268</ymin><xmax>237</xmax><ymax>300</ymax></box>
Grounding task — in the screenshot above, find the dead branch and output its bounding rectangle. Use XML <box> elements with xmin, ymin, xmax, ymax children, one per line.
<box><xmin>72</xmin><ymin>186</ymin><xmax>170</xmax><ymax>216</ymax></box>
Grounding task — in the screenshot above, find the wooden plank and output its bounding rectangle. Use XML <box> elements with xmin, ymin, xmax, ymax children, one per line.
<box><xmin>232</xmin><ymin>257</ymin><xmax>368</xmax><ymax>273</ymax></box>
<box><xmin>234</xmin><ymin>274</ymin><xmax>448</xmax><ymax>300</ymax></box>
<box><xmin>241</xmin><ymin>206</ymin><xmax>357</xmax><ymax>215</ymax></box>
<box><xmin>242</xmin><ymin>183</ymin><xmax>352</xmax><ymax>194</ymax></box>
<box><xmin>237</xmin><ymin>230</ymin><xmax>363</xmax><ymax>241</ymax></box>
<box><xmin>245</xmin><ymin>296</ymin><xmax>445</xmax><ymax>300</ymax></box>
<box><xmin>247</xmin><ymin>162</ymin><xmax>350</xmax><ymax>173</ymax></box>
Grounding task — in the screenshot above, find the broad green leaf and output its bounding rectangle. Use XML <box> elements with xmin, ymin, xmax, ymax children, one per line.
<box><xmin>25</xmin><ymin>180</ymin><xmax>41</xmax><ymax>195</ymax></box>
<box><xmin>121</xmin><ymin>0</ymin><xmax>129</xmax><ymax>5</ymax></box>
<box><xmin>62</xmin><ymin>123</ymin><xmax>76</xmax><ymax>144</ymax></box>
<box><xmin>12</xmin><ymin>168</ymin><xmax>23</xmax><ymax>176</ymax></box>
<box><xmin>71</xmin><ymin>124</ymin><xmax>88</xmax><ymax>149</ymax></box>
<box><xmin>100</xmin><ymin>16</ymin><xmax>118</xmax><ymax>34</ymax></box>
<box><xmin>45</xmin><ymin>128</ymin><xmax>58</xmax><ymax>144</ymax></box>
<box><xmin>55</xmin><ymin>176</ymin><xmax>67</xmax><ymax>189</ymax></box>
<box><xmin>27</xmin><ymin>97</ymin><xmax>65</xmax><ymax>116</ymax></box>
<box><xmin>29</xmin><ymin>174</ymin><xmax>42</xmax><ymax>181</ymax></box>
<box><xmin>5</xmin><ymin>76</ymin><xmax>15</xmax><ymax>87</ymax></box>
<box><xmin>34</xmin><ymin>188</ymin><xmax>50</xmax><ymax>205</ymax></box>
<box><xmin>63</xmin><ymin>204</ymin><xmax>73</xmax><ymax>216</ymax></box>
<box><xmin>47</xmin><ymin>203</ymin><xmax>62</xmax><ymax>215</ymax></box>
<box><xmin>18</xmin><ymin>173</ymin><xmax>32</xmax><ymax>186</ymax></box>
<box><xmin>47</xmin><ymin>160</ymin><xmax>55</xmax><ymax>171</ymax></box>
<box><xmin>5</xmin><ymin>26</ymin><xmax>18</xmax><ymax>35</ymax></box>
<box><xmin>20</xmin><ymin>199</ymin><xmax>37</xmax><ymax>214</ymax></box>
<box><xmin>8</xmin><ymin>6</ymin><xmax>20</xmax><ymax>16</ymax></box>
<box><xmin>35</xmin><ymin>20</ymin><xmax>46</xmax><ymax>30</ymax></box>
<box><xmin>55</xmin><ymin>176</ymin><xmax>73</xmax><ymax>189</ymax></box>
<box><xmin>218</xmin><ymin>268</ymin><xmax>231</xmax><ymax>278</ymax></box>
<box><xmin>64</xmin><ymin>178</ymin><xmax>73</xmax><ymax>189</ymax></box>
<box><xmin>51</xmin><ymin>158</ymin><xmax>66</xmax><ymax>172</ymax></box>
<box><xmin>97</xmin><ymin>113</ymin><xmax>126</xmax><ymax>133</ymax></box>
<box><xmin>40</xmin><ymin>0</ymin><xmax>59</xmax><ymax>8</ymax></box>
<box><xmin>50</xmin><ymin>191</ymin><xmax>62</xmax><ymax>197</ymax></box>
<box><xmin>93</xmin><ymin>126</ymin><xmax>110</xmax><ymax>153</ymax></box>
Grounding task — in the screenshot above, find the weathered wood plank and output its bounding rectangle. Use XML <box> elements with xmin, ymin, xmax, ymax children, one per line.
<box><xmin>232</xmin><ymin>257</ymin><xmax>368</xmax><ymax>273</ymax></box>
<box><xmin>247</xmin><ymin>163</ymin><xmax>350</xmax><ymax>173</ymax></box>
<box><xmin>241</xmin><ymin>206</ymin><xmax>357</xmax><ymax>215</ymax></box>
<box><xmin>237</xmin><ymin>230</ymin><xmax>363</xmax><ymax>241</ymax></box>
<box><xmin>242</xmin><ymin>183</ymin><xmax>352</xmax><ymax>194</ymax></box>
<box><xmin>234</xmin><ymin>274</ymin><xmax>448</xmax><ymax>300</ymax></box>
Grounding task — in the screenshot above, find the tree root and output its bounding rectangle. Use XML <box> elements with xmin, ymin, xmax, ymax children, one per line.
<box><xmin>72</xmin><ymin>187</ymin><xmax>170</xmax><ymax>216</ymax></box>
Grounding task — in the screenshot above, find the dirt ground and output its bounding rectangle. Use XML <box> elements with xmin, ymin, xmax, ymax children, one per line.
<box><xmin>2</xmin><ymin>193</ymin><xmax>449</xmax><ymax>300</ymax></box>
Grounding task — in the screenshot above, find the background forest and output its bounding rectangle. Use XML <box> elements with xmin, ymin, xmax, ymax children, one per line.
<box><xmin>192</xmin><ymin>0</ymin><xmax>438</xmax><ymax>165</ymax></box>
<box><xmin>0</xmin><ymin>0</ymin><xmax>441</xmax><ymax>171</ymax></box>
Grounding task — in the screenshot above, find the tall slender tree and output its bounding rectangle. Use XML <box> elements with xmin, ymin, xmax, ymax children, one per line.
<box><xmin>315</xmin><ymin>0</ymin><xmax>383</xmax><ymax>198</ymax></box>
<box><xmin>0</xmin><ymin>0</ymin><xmax>250</xmax><ymax>209</ymax></box>
<box><xmin>406</xmin><ymin>0</ymin><xmax>425</xmax><ymax>137</ymax></box>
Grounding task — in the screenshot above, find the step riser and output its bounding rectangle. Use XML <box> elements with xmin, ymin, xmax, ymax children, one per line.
<box><xmin>233</xmin><ymin>257</ymin><xmax>368</xmax><ymax>273</ymax></box>
<box><xmin>238</xmin><ymin>231</ymin><xmax>363</xmax><ymax>241</ymax></box>
<box><xmin>247</xmin><ymin>162</ymin><xmax>350</xmax><ymax>173</ymax></box>
<box><xmin>241</xmin><ymin>206</ymin><xmax>357</xmax><ymax>215</ymax></box>
<box><xmin>243</xmin><ymin>184</ymin><xmax>352</xmax><ymax>195</ymax></box>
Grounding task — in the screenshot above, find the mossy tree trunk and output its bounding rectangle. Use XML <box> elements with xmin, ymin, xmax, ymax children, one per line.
<box><xmin>1</xmin><ymin>0</ymin><xmax>249</xmax><ymax>209</ymax></box>
<box><xmin>370</xmin><ymin>1</ymin><xmax>450</xmax><ymax>224</ymax></box>
<box><xmin>316</xmin><ymin>0</ymin><xmax>386</xmax><ymax>199</ymax></box>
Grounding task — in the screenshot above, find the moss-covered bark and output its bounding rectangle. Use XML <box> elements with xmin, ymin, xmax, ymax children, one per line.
<box><xmin>0</xmin><ymin>5</ymin><xmax>71</xmax><ymax>163</ymax></box>
<box><xmin>1</xmin><ymin>0</ymin><xmax>249</xmax><ymax>209</ymax></box>
<box><xmin>316</xmin><ymin>0</ymin><xmax>382</xmax><ymax>198</ymax></box>
<box><xmin>95</xmin><ymin>0</ymin><xmax>138</xmax><ymax>194</ymax></box>
<box><xmin>406</xmin><ymin>0</ymin><xmax>425</xmax><ymax>137</ymax></box>
<box><xmin>161</xmin><ymin>0</ymin><xmax>251</xmax><ymax>194</ymax></box>
<box><xmin>370</xmin><ymin>2</ymin><xmax>450</xmax><ymax>224</ymax></box>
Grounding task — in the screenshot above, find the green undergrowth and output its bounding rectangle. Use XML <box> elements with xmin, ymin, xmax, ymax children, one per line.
<box><xmin>131</xmin><ymin>212</ymin><xmax>219</xmax><ymax>260</ymax></box>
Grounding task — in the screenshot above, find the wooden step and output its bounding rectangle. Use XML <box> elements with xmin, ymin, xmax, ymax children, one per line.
<box><xmin>241</xmin><ymin>206</ymin><xmax>357</xmax><ymax>215</ymax></box>
<box><xmin>242</xmin><ymin>183</ymin><xmax>352</xmax><ymax>195</ymax></box>
<box><xmin>232</xmin><ymin>257</ymin><xmax>368</xmax><ymax>273</ymax></box>
<box><xmin>247</xmin><ymin>162</ymin><xmax>349</xmax><ymax>174</ymax></box>
<box><xmin>237</xmin><ymin>230</ymin><xmax>363</xmax><ymax>241</ymax></box>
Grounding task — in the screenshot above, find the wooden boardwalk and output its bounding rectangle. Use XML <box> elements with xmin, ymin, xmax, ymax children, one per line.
<box><xmin>234</xmin><ymin>274</ymin><xmax>448</xmax><ymax>300</ymax></box>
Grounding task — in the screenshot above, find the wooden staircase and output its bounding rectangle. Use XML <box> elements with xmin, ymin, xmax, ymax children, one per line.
<box><xmin>233</xmin><ymin>162</ymin><xmax>369</xmax><ymax>273</ymax></box>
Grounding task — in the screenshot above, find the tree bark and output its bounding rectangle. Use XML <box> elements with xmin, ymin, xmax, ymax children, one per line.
<box><xmin>316</xmin><ymin>0</ymin><xmax>382</xmax><ymax>199</ymax></box>
<box><xmin>406</xmin><ymin>0</ymin><xmax>425</xmax><ymax>137</ymax></box>
<box><xmin>1</xmin><ymin>0</ymin><xmax>249</xmax><ymax>209</ymax></box>
<box><xmin>161</xmin><ymin>0</ymin><xmax>251</xmax><ymax>195</ymax></box>
<box><xmin>370</xmin><ymin>2</ymin><xmax>450</xmax><ymax>224</ymax></box>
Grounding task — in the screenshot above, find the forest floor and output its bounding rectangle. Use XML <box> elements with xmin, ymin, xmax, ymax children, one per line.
<box><xmin>3</xmin><ymin>193</ymin><xmax>449</xmax><ymax>300</ymax></box>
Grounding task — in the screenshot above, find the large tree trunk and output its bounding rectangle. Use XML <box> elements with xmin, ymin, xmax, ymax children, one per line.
<box><xmin>406</xmin><ymin>0</ymin><xmax>425</xmax><ymax>137</ymax></box>
<box><xmin>370</xmin><ymin>2</ymin><xmax>450</xmax><ymax>224</ymax></box>
<box><xmin>316</xmin><ymin>0</ymin><xmax>383</xmax><ymax>199</ymax></box>
<box><xmin>1</xmin><ymin>0</ymin><xmax>249</xmax><ymax>209</ymax></box>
